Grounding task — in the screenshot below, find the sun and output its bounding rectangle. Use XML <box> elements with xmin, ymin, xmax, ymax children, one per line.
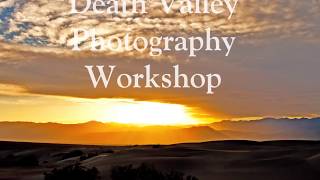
<box><xmin>102</xmin><ymin>100</ymin><xmax>198</xmax><ymax>126</ymax></box>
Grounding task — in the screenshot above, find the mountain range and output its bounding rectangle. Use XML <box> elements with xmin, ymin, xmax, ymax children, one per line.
<box><xmin>0</xmin><ymin>118</ymin><xmax>319</xmax><ymax>145</ymax></box>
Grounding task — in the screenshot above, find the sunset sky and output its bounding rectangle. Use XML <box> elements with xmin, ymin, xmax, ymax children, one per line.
<box><xmin>0</xmin><ymin>0</ymin><xmax>319</xmax><ymax>125</ymax></box>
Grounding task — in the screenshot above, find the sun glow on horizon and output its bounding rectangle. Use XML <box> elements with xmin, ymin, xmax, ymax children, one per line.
<box><xmin>0</xmin><ymin>83</ymin><xmax>206</xmax><ymax>125</ymax></box>
<box><xmin>103</xmin><ymin>101</ymin><xmax>198</xmax><ymax>126</ymax></box>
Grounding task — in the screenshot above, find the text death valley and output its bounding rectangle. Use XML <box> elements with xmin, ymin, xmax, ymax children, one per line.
<box><xmin>85</xmin><ymin>65</ymin><xmax>222</xmax><ymax>94</ymax></box>
<box><xmin>71</xmin><ymin>0</ymin><xmax>239</xmax><ymax>19</ymax></box>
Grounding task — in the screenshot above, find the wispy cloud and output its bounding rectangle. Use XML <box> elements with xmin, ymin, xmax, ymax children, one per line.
<box><xmin>0</xmin><ymin>0</ymin><xmax>319</xmax><ymax>57</ymax></box>
<box><xmin>0</xmin><ymin>1</ymin><xmax>319</xmax><ymax>120</ymax></box>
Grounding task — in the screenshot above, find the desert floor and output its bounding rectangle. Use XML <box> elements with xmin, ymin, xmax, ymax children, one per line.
<box><xmin>0</xmin><ymin>140</ymin><xmax>320</xmax><ymax>180</ymax></box>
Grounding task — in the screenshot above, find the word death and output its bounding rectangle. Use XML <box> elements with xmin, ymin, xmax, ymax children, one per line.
<box><xmin>85</xmin><ymin>65</ymin><xmax>222</xmax><ymax>95</ymax></box>
<box><xmin>71</xmin><ymin>0</ymin><xmax>239</xmax><ymax>19</ymax></box>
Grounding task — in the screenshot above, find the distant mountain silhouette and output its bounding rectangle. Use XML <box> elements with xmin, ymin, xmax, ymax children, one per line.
<box><xmin>211</xmin><ymin>118</ymin><xmax>320</xmax><ymax>140</ymax></box>
<box><xmin>0</xmin><ymin>118</ymin><xmax>319</xmax><ymax>145</ymax></box>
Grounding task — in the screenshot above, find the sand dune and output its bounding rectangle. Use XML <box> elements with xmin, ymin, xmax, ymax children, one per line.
<box><xmin>0</xmin><ymin>141</ymin><xmax>320</xmax><ymax>180</ymax></box>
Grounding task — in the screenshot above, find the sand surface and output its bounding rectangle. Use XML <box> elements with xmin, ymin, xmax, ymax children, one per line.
<box><xmin>0</xmin><ymin>141</ymin><xmax>320</xmax><ymax>180</ymax></box>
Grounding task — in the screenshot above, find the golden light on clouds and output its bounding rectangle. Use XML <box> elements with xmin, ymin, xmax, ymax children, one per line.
<box><xmin>1</xmin><ymin>1</ymin><xmax>319</xmax><ymax>124</ymax></box>
<box><xmin>62</xmin><ymin>98</ymin><xmax>202</xmax><ymax>125</ymax></box>
<box><xmin>0</xmin><ymin>83</ymin><xmax>201</xmax><ymax>125</ymax></box>
<box><xmin>0</xmin><ymin>83</ymin><xmax>26</xmax><ymax>95</ymax></box>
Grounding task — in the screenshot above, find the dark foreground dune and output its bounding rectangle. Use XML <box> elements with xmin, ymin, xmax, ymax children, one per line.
<box><xmin>1</xmin><ymin>140</ymin><xmax>320</xmax><ymax>180</ymax></box>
